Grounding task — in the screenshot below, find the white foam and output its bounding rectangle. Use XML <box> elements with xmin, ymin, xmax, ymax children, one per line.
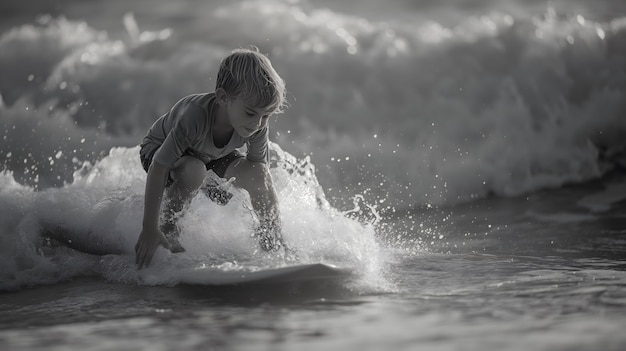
<box><xmin>1</xmin><ymin>6</ymin><xmax>625</xmax><ymax>210</ymax></box>
<box><xmin>1</xmin><ymin>1</ymin><xmax>625</xmax><ymax>291</ymax></box>
<box><xmin>0</xmin><ymin>145</ymin><xmax>389</xmax><ymax>292</ymax></box>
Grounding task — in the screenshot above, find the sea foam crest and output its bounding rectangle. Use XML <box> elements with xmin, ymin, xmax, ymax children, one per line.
<box><xmin>0</xmin><ymin>144</ymin><xmax>386</xmax><ymax>291</ymax></box>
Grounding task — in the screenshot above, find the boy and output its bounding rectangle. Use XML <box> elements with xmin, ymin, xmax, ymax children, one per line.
<box><xmin>135</xmin><ymin>47</ymin><xmax>287</xmax><ymax>269</ymax></box>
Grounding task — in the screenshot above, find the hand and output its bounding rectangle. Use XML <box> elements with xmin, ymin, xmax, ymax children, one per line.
<box><xmin>135</xmin><ymin>227</ymin><xmax>172</xmax><ymax>269</ymax></box>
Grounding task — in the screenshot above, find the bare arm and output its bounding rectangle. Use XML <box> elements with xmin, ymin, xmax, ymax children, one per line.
<box><xmin>135</xmin><ymin>162</ymin><xmax>172</xmax><ymax>269</ymax></box>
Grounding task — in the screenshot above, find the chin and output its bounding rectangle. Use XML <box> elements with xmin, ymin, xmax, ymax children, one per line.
<box><xmin>237</xmin><ymin>129</ymin><xmax>254</xmax><ymax>138</ymax></box>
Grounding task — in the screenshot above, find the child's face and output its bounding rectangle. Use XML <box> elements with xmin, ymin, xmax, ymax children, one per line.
<box><xmin>226</xmin><ymin>96</ymin><xmax>272</xmax><ymax>138</ymax></box>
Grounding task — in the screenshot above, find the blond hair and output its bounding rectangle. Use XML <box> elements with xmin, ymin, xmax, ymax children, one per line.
<box><xmin>216</xmin><ymin>47</ymin><xmax>287</xmax><ymax>115</ymax></box>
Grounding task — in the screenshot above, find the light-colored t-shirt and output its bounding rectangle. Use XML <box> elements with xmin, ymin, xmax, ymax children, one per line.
<box><xmin>140</xmin><ymin>93</ymin><xmax>268</xmax><ymax>169</ymax></box>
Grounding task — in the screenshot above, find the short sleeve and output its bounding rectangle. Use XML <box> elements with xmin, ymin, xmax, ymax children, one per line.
<box><xmin>153</xmin><ymin>103</ymin><xmax>206</xmax><ymax>169</ymax></box>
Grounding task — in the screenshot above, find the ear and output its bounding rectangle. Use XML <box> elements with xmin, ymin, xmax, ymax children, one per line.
<box><xmin>215</xmin><ymin>88</ymin><xmax>229</xmax><ymax>105</ymax></box>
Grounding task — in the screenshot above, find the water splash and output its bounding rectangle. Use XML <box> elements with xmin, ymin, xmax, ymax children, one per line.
<box><xmin>0</xmin><ymin>144</ymin><xmax>389</xmax><ymax>292</ymax></box>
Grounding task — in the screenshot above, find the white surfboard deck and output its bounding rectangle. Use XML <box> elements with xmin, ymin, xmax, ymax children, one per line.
<box><xmin>178</xmin><ymin>263</ymin><xmax>353</xmax><ymax>286</ymax></box>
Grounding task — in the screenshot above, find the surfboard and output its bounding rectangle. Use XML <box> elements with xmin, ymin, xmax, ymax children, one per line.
<box><xmin>178</xmin><ymin>263</ymin><xmax>353</xmax><ymax>286</ymax></box>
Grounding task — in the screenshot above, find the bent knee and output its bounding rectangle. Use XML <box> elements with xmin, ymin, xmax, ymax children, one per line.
<box><xmin>171</xmin><ymin>156</ymin><xmax>206</xmax><ymax>189</ymax></box>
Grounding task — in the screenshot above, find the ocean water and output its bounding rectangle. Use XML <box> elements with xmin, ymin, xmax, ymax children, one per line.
<box><xmin>1</xmin><ymin>0</ymin><xmax>626</xmax><ymax>350</ymax></box>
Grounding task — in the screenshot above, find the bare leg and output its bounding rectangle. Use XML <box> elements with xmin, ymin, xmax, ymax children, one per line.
<box><xmin>224</xmin><ymin>159</ymin><xmax>284</xmax><ymax>251</ymax></box>
<box><xmin>162</xmin><ymin>156</ymin><xmax>206</xmax><ymax>252</ymax></box>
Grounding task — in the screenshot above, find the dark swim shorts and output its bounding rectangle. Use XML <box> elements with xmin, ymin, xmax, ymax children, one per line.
<box><xmin>139</xmin><ymin>146</ymin><xmax>244</xmax><ymax>187</ymax></box>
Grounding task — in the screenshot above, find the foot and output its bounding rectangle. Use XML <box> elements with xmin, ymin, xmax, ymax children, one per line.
<box><xmin>160</xmin><ymin>220</ymin><xmax>185</xmax><ymax>253</ymax></box>
<box><xmin>200</xmin><ymin>182</ymin><xmax>233</xmax><ymax>206</ymax></box>
<box><xmin>257</xmin><ymin>233</ymin><xmax>281</xmax><ymax>252</ymax></box>
<box><xmin>253</xmin><ymin>218</ymin><xmax>284</xmax><ymax>252</ymax></box>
